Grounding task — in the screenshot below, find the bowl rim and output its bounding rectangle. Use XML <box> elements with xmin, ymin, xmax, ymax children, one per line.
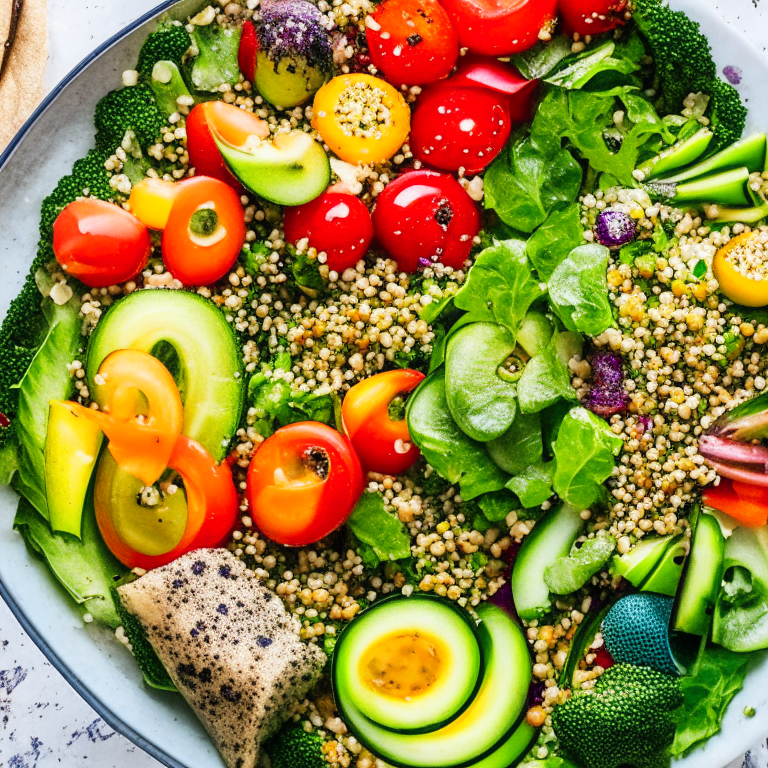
<box><xmin>0</xmin><ymin>6</ymin><xmax>184</xmax><ymax>768</ymax></box>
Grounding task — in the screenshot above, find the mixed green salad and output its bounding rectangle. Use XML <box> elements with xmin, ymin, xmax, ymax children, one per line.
<box><xmin>2</xmin><ymin>0</ymin><xmax>768</xmax><ymax>767</ymax></box>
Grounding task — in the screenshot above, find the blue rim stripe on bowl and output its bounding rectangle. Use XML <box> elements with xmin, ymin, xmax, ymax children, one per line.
<box><xmin>0</xmin><ymin>5</ymin><xmax>190</xmax><ymax>767</ymax></box>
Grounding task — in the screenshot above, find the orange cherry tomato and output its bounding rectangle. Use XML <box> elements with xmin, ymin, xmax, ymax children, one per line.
<box><xmin>342</xmin><ymin>369</ymin><xmax>425</xmax><ymax>475</ymax></box>
<box><xmin>186</xmin><ymin>101</ymin><xmax>270</xmax><ymax>190</ymax></box>
<box><xmin>312</xmin><ymin>74</ymin><xmax>411</xmax><ymax>165</ymax></box>
<box><xmin>703</xmin><ymin>478</ymin><xmax>768</xmax><ymax>528</ymax></box>
<box><xmin>246</xmin><ymin>422</ymin><xmax>364</xmax><ymax>547</ymax></box>
<box><xmin>95</xmin><ymin>433</ymin><xmax>239</xmax><ymax>570</ymax></box>
<box><xmin>128</xmin><ymin>178</ymin><xmax>179</xmax><ymax>230</ymax></box>
<box><xmin>162</xmin><ymin>175</ymin><xmax>247</xmax><ymax>286</ymax></box>
<box><xmin>76</xmin><ymin>349</ymin><xmax>183</xmax><ymax>485</ymax></box>
<box><xmin>52</xmin><ymin>199</ymin><xmax>150</xmax><ymax>288</ymax></box>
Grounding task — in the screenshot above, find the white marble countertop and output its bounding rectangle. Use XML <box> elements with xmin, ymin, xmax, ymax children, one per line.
<box><xmin>1</xmin><ymin>0</ymin><xmax>768</xmax><ymax>765</ymax></box>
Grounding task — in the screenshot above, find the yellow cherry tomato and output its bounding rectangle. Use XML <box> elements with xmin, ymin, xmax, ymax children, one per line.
<box><xmin>128</xmin><ymin>178</ymin><xmax>179</xmax><ymax>230</ymax></box>
<box><xmin>713</xmin><ymin>231</ymin><xmax>768</xmax><ymax>307</ymax></box>
<box><xmin>312</xmin><ymin>74</ymin><xmax>410</xmax><ymax>165</ymax></box>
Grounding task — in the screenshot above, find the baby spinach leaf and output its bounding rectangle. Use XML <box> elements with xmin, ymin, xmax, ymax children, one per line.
<box><xmin>552</xmin><ymin>407</ymin><xmax>623</xmax><ymax>509</ymax></box>
<box><xmin>548</xmin><ymin>244</ymin><xmax>613</xmax><ymax>336</ymax></box>
<box><xmin>487</xmin><ymin>411</ymin><xmax>543</xmax><ymax>475</ymax></box>
<box><xmin>14</xmin><ymin>495</ymin><xmax>125</xmax><ymax>628</ymax></box>
<box><xmin>512</xmin><ymin>35</ymin><xmax>573</xmax><ymax>80</ymax></box>
<box><xmin>526</xmin><ymin>203</ymin><xmax>584</xmax><ymax>280</ymax></box>
<box><xmin>407</xmin><ymin>371</ymin><xmax>508</xmax><ymax>500</ymax></box>
<box><xmin>477</xmin><ymin>489</ymin><xmax>520</xmax><ymax>522</ymax></box>
<box><xmin>445</xmin><ymin>322</ymin><xmax>518</xmax><ymax>442</ymax></box>
<box><xmin>671</xmin><ymin>645</ymin><xmax>753</xmax><ymax>758</ymax></box>
<box><xmin>453</xmin><ymin>240</ymin><xmax>544</xmax><ymax>336</ymax></box>
<box><xmin>545</xmin><ymin>41</ymin><xmax>638</xmax><ymax>90</ymax></box>
<box><xmin>544</xmin><ymin>534</ymin><xmax>617</xmax><ymax>594</ymax></box>
<box><xmin>517</xmin><ymin>336</ymin><xmax>576</xmax><ymax>414</ymax></box>
<box><xmin>346</xmin><ymin>491</ymin><xmax>411</xmax><ymax>563</ymax></box>
<box><xmin>484</xmin><ymin>131</ymin><xmax>582</xmax><ymax>234</ymax></box>
<box><xmin>506</xmin><ymin>460</ymin><xmax>555</xmax><ymax>508</ymax></box>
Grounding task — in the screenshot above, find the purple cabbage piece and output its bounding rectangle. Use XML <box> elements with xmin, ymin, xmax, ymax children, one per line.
<box><xmin>526</xmin><ymin>681</ymin><xmax>546</xmax><ymax>708</ymax></box>
<box><xmin>583</xmin><ymin>350</ymin><xmax>629</xmax><ymax>418</ymax></box>
<box><xmin>595</xmin><ymin>210</ymin><xmax>637</xmax><ymax>248</ymax></box>
<box><xmin>723</xmin><ymin>65</ymin><xmax>743</xmax><ymax>85</ymax></box>
<box><xmin>258</xmin><ymin>0</ymin><xmax>333</xmax><ymax>71</ymax></box>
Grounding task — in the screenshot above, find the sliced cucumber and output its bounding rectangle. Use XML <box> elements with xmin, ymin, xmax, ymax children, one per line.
<box><xmin>511</xmin><ymin>503</ymin><xmax>584</xmax><ymax>621</ymax></box>
<box><xmin>647</xmin><ymin>166</ymin><xmax>753</xmax><ymax>207</ymax></box>
<box><xmin>673</xmin><ymin>511</ymin><xmax>725</xmax><ymax>636</ymax></box>
<box><xmin>639</xmin><ymin>127</ymin><xmax>713</xmax><ymax>180</ymax></box>
<box><xmin>332</xmin><ymin>595</ymin><xmax>481</xmax><ymax>733</ymax></box>
<box><xmin>663</xmin><ymin>133</ymin><xmax>767</xmax><ymax>183</ymax></box>
<box><xmin>464</xmin><ymin>721</ymin><xmax>537</xmax><ymax>768</ymax></box>
<box><xmin>86</xmin><ymin>290</ymin><xmax>244</xmax><ymax>462</ymax></box>
<box><xmin>610</xmin><ymin>534</ymin><xmax>677</xmax><ymax>587</ymax></box>
<box><xmin>639</xmin><ymin>534</ymin><xmax>688</xmax><ymax>597</ymax></box>
<box><xmin>335</xmin><ymin>603</ymin><xmax>530</xmax><ymax>768</ymax></box>
<box><xmin>712</xmin><ymin>203</ymin><xmax>768</xmax><ymax>224</ymax></box>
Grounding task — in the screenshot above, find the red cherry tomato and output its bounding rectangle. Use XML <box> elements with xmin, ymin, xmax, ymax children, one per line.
<box><xmin>450</xmin><ymin>53</ymin><xmax>539</xmax><ymax>123</ymax></box>
<box><xmin>558</xmin><ymin>0</ymin><xmax>627</xmax><ymax>35</ymax></box>
<box><xmin>283</xmin><ymin>192</ymin><xmax>374</xmax><ymax>272</ymax></box>
<box><xmin>366</xmin><ymin>0</ymin><xmax>459</xmax><ymax>86</ymax></box>
<box><xmin>246</xmin><ymin>422</ymin><xmax>364</xmax><ymax>547</ymax></box>
<box><xmin>342</xmin><ymin>370</ymin><xmax>425</xmax><ymax>475</ymax></box>
<box><xmin>162</xmin><ymin>176</ymin><xmax>246</xmax><ymax>286</ymax></box>
<box><xmin>440</xmin><ymin>0</ymin><xmax>557</xmax><ymax>56</ymax></box>
<box><xmin>411</xmin><ymin>85</ymin><xmax>511</xmax><ymax>174</ymax></box>
<box><xmin>186</xmin><ymin>102</ymin><xmax>269</xmax><ymax>190</ymax></box>
<box><xmin>52</xmin><ymin>199</ymin><xmax>150</xmax><ymax>288</ymax></box>
<box><xmin>703</xmin><ymin>478</ymin><xmax>768</xmax><ymax>528</ymax></box>
<box><xmin>238</xmin><ymin>18</ymin><xmax>259</xmax><ymax>82</ymax></box>
<box><xmin>372</xmin><ymin>169</ymin><xmax>481</xmax><ymax>272</ymax></box>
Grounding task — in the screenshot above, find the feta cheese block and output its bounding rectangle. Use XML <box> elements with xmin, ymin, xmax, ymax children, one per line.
<box><xmin>117</xmin><ymin>549</ymin><xmax>326</xmax><ymax>768</ymax></box>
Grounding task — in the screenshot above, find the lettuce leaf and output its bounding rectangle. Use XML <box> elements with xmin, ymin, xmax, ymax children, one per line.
<box><xmin>14</xmin><ymin>495</ymin><xmax>125</xmax><ymax>628</ymax></box>
<box><xmin>346</xmin><ymin>491</ymin><xmax>411</xmax><ymax>563</ymax></box>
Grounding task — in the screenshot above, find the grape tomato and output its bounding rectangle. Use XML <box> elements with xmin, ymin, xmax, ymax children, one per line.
<box><xmin>558</xmin><ymin>0</ymin><xmax>627</xmax><ymax>36</ymax></box>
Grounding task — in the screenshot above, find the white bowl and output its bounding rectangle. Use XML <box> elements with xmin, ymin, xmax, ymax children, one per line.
<box><xmin>0</xmin><ymin>2</ymin><xmax>766</xmax><ymax>766</ymax></box>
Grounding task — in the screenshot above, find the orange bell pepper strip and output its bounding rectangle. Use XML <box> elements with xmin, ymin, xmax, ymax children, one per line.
<box><xmin>95</xmin><ymin>434</ymin><xmax>239</xmax><ymax>570</ymax></box>
<box><xmin>703</xmin><ymin>478</ymin><xmax>768</xmax><ymax>528</ymax></box>
<box><xmin>89</xmin><ymin>349</ymin><xmax>183</xmax><ymax>485</ymax></box>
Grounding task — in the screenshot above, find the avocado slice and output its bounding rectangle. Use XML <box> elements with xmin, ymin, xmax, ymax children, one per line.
<box><xmin>673</xmin><ymin>511</ymin><xmax>725</xmax><ymax>636</ymax></box>
<box><xmin>45</xmin><ymin>401</ymin><xmax>104</xmax><ymax>537</ymax></box>
<box><xmin>214</xmin><ymin>130</ymin><xmax>330</xmax><ymax>206</ymax></box>
<box><xmin>86</xmin><ymin>290</ymin><xmax>243</xmax><ymax>463</ymax></box>
<box><xmin>333</xmin><ymin>595</ymin><xmax>481</xmax><ymax>733</ymax></box>
<box><xmin>334</xmin><ymin>602</ymin><xmax>531</xmax><ymax>767</ymax></box>
<box><xmin>639</xmin><ymin>534</ymin><xmax>688</xmax><ymax>597</ymax></box>
<box><xmin>611</xmin><ymin>534</ymin><xmax>676</xmax><ymax>587</ymax></box>
<box><xmin>511</xmin><ymin>502</ymin><xmax>585</xmax><ymax>621</ymax></box>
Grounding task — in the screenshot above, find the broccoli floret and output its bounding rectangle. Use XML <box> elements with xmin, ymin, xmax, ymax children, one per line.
<box><xmin>707</xmin><ymin>78</ymin><xmax>748</xmax><ymax>151</ymax></box>
<box><xmin>137</xmin><ymin>22</ymin><xmax>192</xmax><ymax>77</ymax></box>
<box><xmin>551</xmin><ymin>664</ymin><xmax>683</xmax><ymax>768</ymax></box>
<box><xmin>114</xmin><ymin>590</ymin><xmax>177</xmax><ymax>691</ymax></box>
<box><xmin>94</xmin><ymin>85</ymin><xmax>166</xmax><ymax>154</ymax></box>
<box><xmin>266</xmin><ymin>725</ymin><xmax>326</xmax><ymax>768</ymax></box>
<box><xmin>631</xmin><ymin>0</ymin><xmax>716</xmax><ymax>113</ymax></box>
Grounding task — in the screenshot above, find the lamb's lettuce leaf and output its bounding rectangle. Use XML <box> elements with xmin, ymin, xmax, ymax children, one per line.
<box><xmin>506</xmin><ymin>460</ymin><xmax>555</xmax><ymax>509</ymax></box>
<box><xmin>544</xmin><ymin>534</ymin><xmax>617</xmax><ymax>594</ymax></box>
<box><xmin>517</xmin><ymin>335</ymin><xmax>576</xmax><ymax>414</ymax></box>
<box><xmin>548</xmin><ymin>244</ymin><xmax>614</xmax><ymax>337</ymax></box>
<box><xmin>526</xmin><ymin>204</ymin><xmax>584</xmax><ymax>281</ymax></box>
<box><xmin>512</xmin><ymin>36</ymin><xmax>572</xmax><ymax>80</ymax></box>
<box><xmin>544</xmin><ymin>40</ymin><xmax>639</xmax><ymax>90</ymax></box>
<box><xmin>552</xmin><ymin>407</ymin><xmax>623</xmax><ymax>509</ymax></box>
<box><xmin>14</xmin><ymin>495</ymin><xmax>125</xmax><ymax>628</ymax></box>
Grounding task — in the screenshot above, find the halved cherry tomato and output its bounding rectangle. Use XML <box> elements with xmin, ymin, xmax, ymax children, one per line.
<box><xmin>366</xmin><ymin>0</ymin><xmax>459</xmax><ymax>86</ymax></box>
<box><xmin>439</xmin><ymin>0</ymin><xmax>557</xmax><ymax>55</ymax></box>
<box><xmin>238</xmin><ymin>18</ymin><xmax>259</xmax><ymax>83</ymax></box>
<box><xmin>128</xmin><ymin>178</ymin><xmax>179</xmax><ymax>230</ymax></box>
<box><xmin>95</xmin><ymin>434</ymin><xmax>239</xmax><ymax>570</ymax></box>
<box><xmin>246</xmin><ymin>422</ymin><xmax>364</xmax><ymax>547</ymax></box>
<box><xmin>449</xmin><ymin>54</ymin><xmax>539</xmax><ymax>123</ymax></box>
<box><xmin>52</xmin><ymin>199</ymin><xmax>150</xmax><ymax>288</ymax></box>
<box><xmin>186</xmin><ymin>101</ymin><xmax>270</xmax><ymax>189</ymax></box>
<box><xmin>342</xmin><ymin>369</ymin><xmax>425</xmax><ymax>475</ymax></box>
<box><xmin>283</xmin><ymin>192</ymin><xmax>374</xmax><ymax>272</ymax></box>
<box><xmin>312</xmin><ymin>74</ymin><xmax>411</xmax><ymax>165</ymax></box>
<box><xmin>703</xmin><ymin>478</ymin><xmax>768</xmax><ymax>528</ymax></box>
<box><xmin>372</xmin><ymin>169</ymin><xmax>481</xmax><ymax>272</ymax></box>
<box><xmin>559</xmin><ymin>0</ymin><xmax>627</xmax><ymax>36</ymax></box>
<box><xmin>75</xmin><ymin>349</ymin><xmax>183</xmax><ymax>485</ymax></box>
<box><xmin>411</xmin><ymin>85</ymin><xmax>511</xmax><ymax>174</ymax></box>
<box><xmin>162</xmin><ymin>175</ymin><xmax>246</xmax><ymax>286</ymax></box>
